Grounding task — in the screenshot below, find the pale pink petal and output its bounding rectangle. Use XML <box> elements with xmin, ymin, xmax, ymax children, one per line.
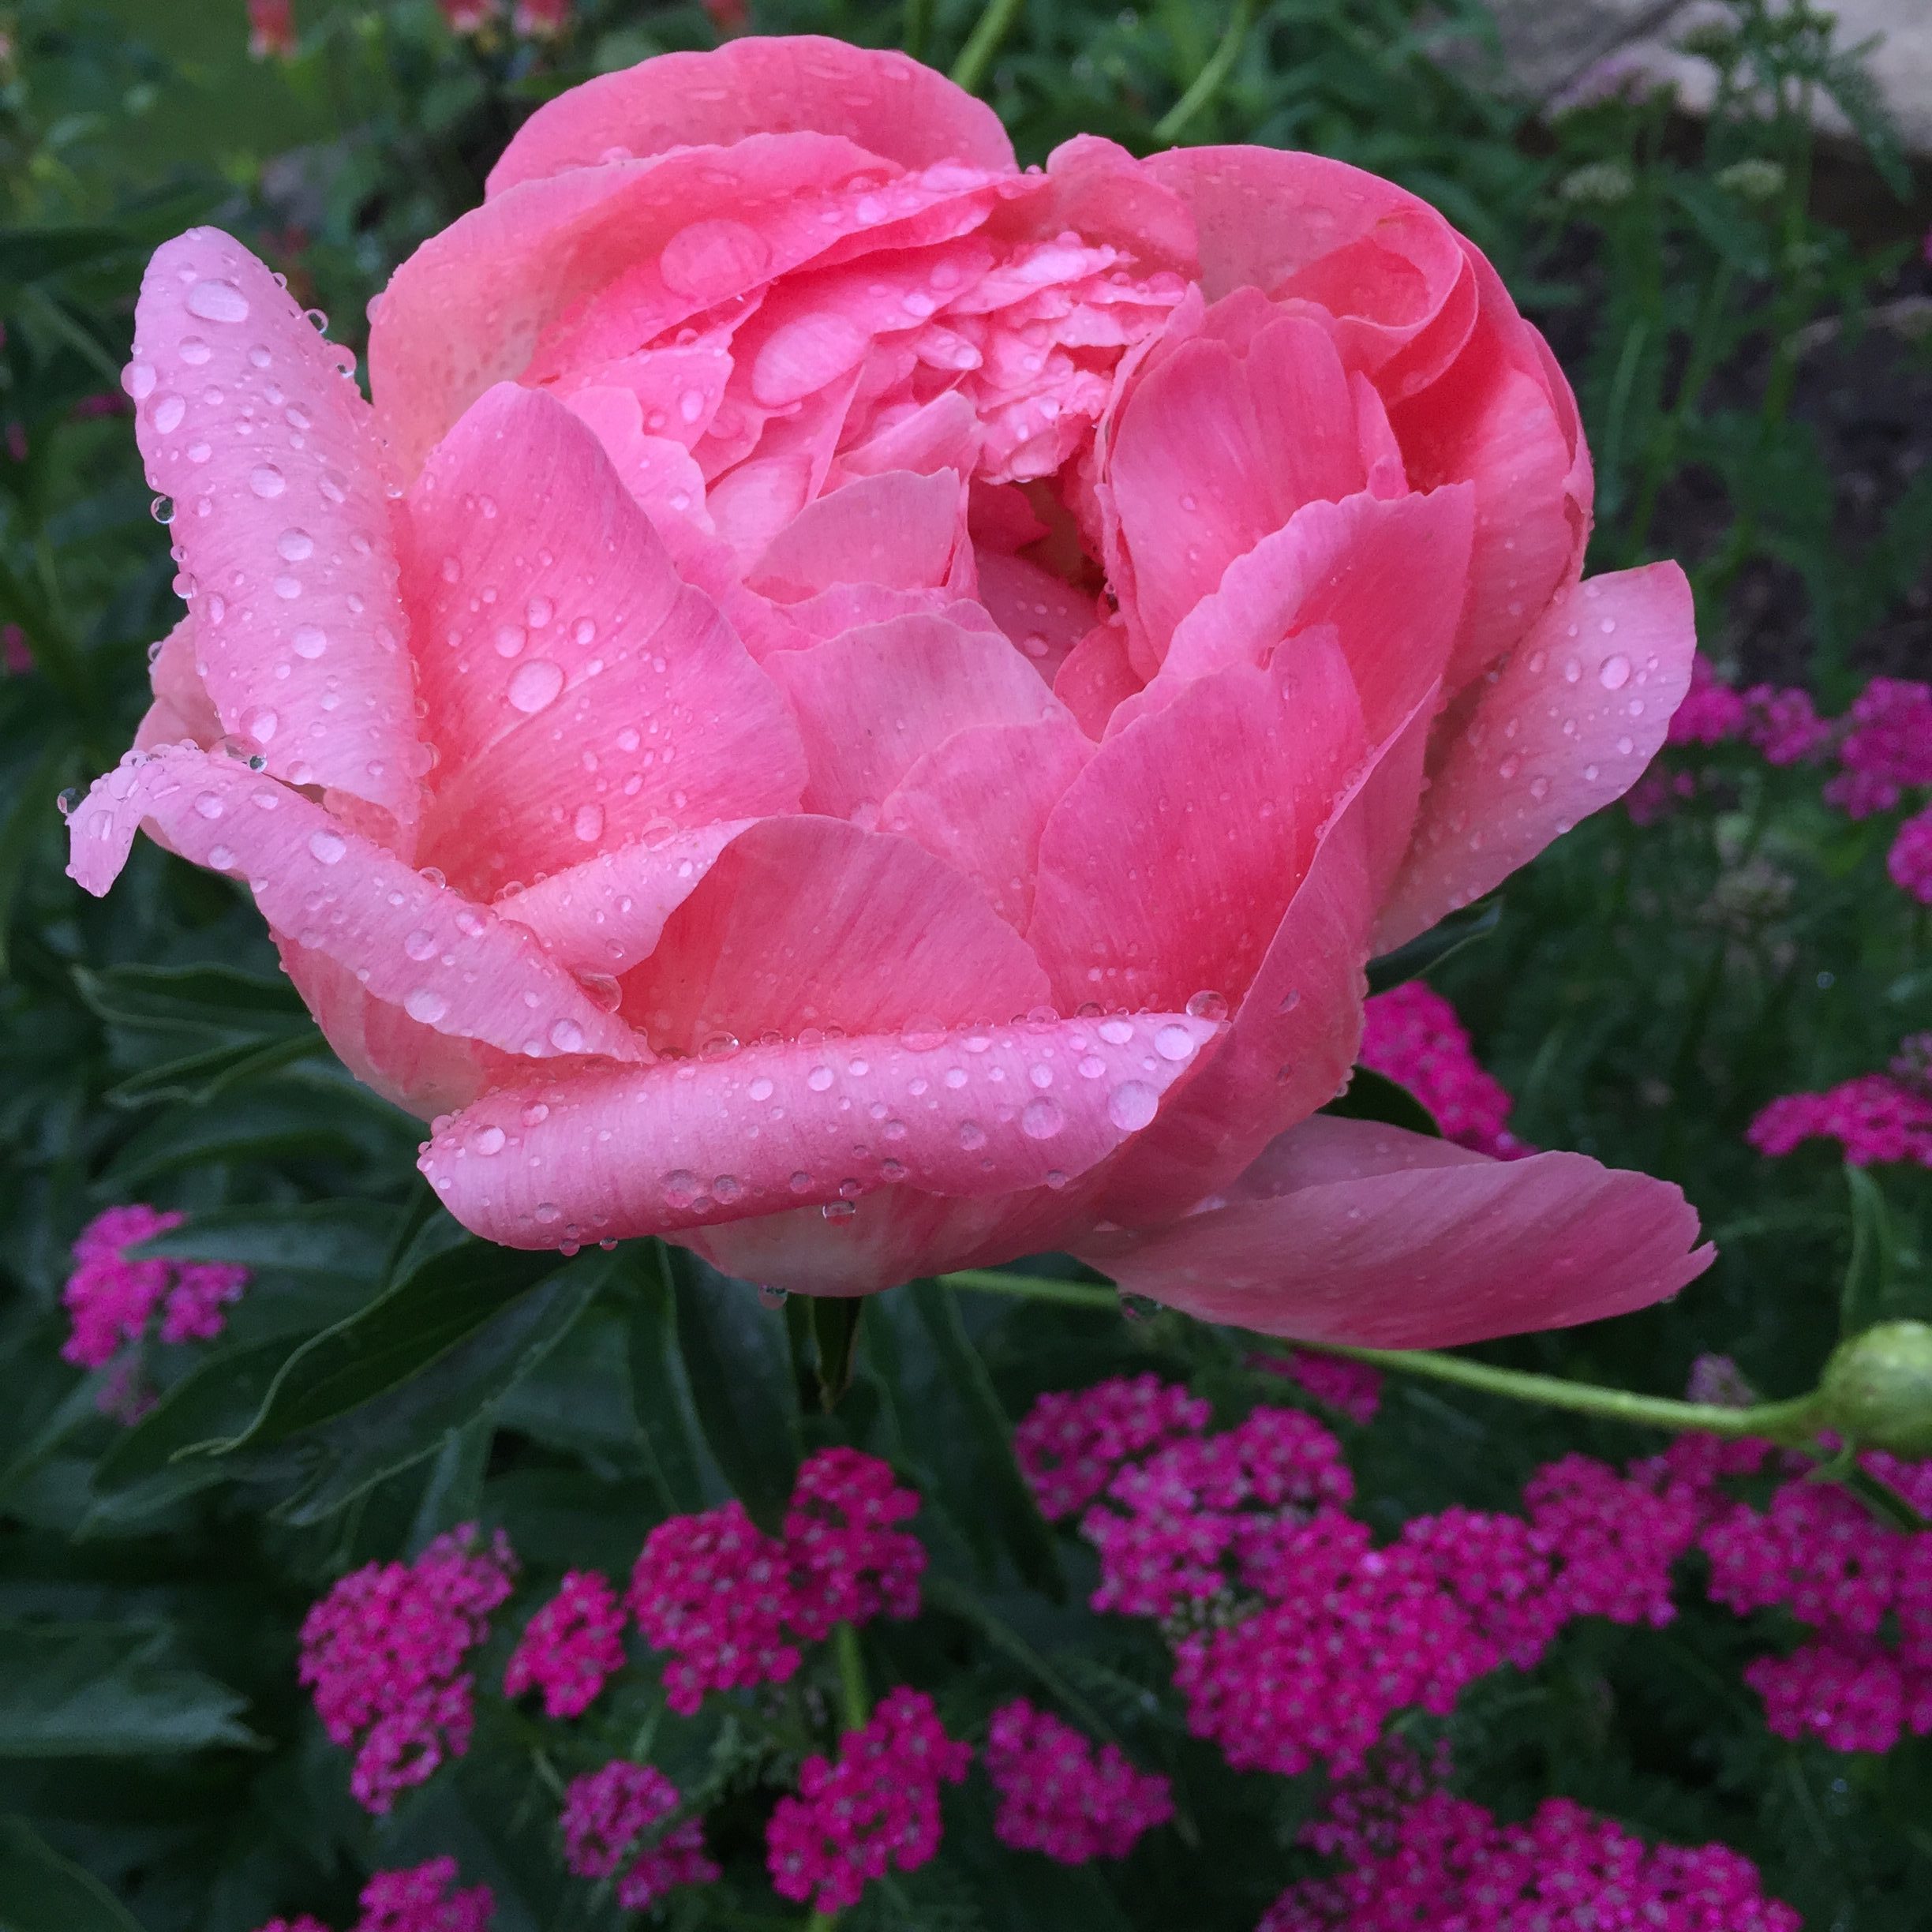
<box><xmin>1027</xmin><ymin>635</ymin><xmax>1371</xmax><ymax>1016</ymax></box>
<box><xmin>748</xmin><ymin>469</ymin><xmax>964</xmax><ymax>601</ymax></box>
<box><xmin>561</xmin><ymin>385</ymin><xmax>713</xmax><ymax>533</ymax></box>
<box><xmin>972</xmin><ymin>551</ymin><xmax>1097</xmax><ymax>681</ymax></box>
<box><xmin>133</xmin><ymin>617</ymin><xmax>222</xmax><ymax>752</ymax></box>
<box><xmin>492</xmin><ymin>821</ymin><xmax>754</xmax><ymax>976</ymax></box>
<box><xmin>1109</xmin><ymin>313</ymin><xmax>1364</xmax><ymax>651</ymax></box>
<box><xmin>421</xmin><ymin>1008</ymin><xmax>1217</xmax><ymax>1249</ymax></box>
<box><xmin>1034</xmin><ymin>136</ymin><xmax>1199</xmax><ymax>277</ymax></box>
<box><xmin>766</xmin><ymin>612</ymin><xmax>1069</xmax><ymax>819</ymax></box>
<box><xmin>130</xmin><ymin>230</ymin><xmax>422</xmax><ymax>844</ymax></box>
<box><xmin>1376</xmin><ymin>564</ymin><xmax>1695</xmax><ymax>950</ymax></box>
<box><xmin>485</xmin><ymin>36</ymin><xmax>1015</xmax><ymax>198</ymax></box>
<box><xmin>565</xmin><ymin>343</ymin><xmax>734</xmax><ymax>449</ymax></box>
<box><xmin>1078</xmin><ymin>1116</ymin><xmax>1712</xmax><ymax>1348</ymax></box>
<box><xmin>402</xmin><ymin>384</ymin><xmax>804</xmax><ymax>896</ymax></box>
<box><xmin>66</xmin><ymin>745</ymin><xmax>644</xmax><ymax>1065</ymax></box>
<box><xmin>372</xmin><ymin>134</ymin><xmax>889</xmax><ymax>476</ymax></box>
<box><xmin>882</xmin><ymin>717</ymin><xmax>1094</xmax><ymax>929</ymax></box>
<box><xmin>833</xmin><ymin>390</ymin><xmax>983</xmax><ymax>481</ymax></box>
<box><xmin>620</xmin><ymin>815</ymin><xmax>1053</xmax><ymax>1053</ymax></box>
<box><xmin>781</xmin><ymin>584</ymin><xmax>993</xmax><ymax>642</ymax></box>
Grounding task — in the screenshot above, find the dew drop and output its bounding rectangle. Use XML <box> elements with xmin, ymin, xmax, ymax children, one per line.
<box><xmin>1020</xmin><ymin>1097</ymin><xmax>1065</xmax><ymax>1140</ymax></box>
<box><xmin>242</xmin><ymin>705</ymin><xmax>279</xmax><ymax>743</ymax></box>
<box><xmin>1108</xmin><ymin>1080</ymin><xmax>1159</xmax><ymax>1131</ymax></box>
<box><xmin>471</xmin><ymin>1125</ymin><xmax>506</xmax><ymax>1156</ymax></box>
<box><xmin>308</xmin><ymin>829</ymin><xmax>346</xmax><ymax>864</ymax></box>
<box><xmin>507</xmin><ymin>659</ymin><xmax>564</xmax><ymax>713</ymax></box>
<box><xmin>573</xmin><ymin>802</ymin><xmax>605</xmax><ymax>843</ymax></box>
<box><xmin>958</xmin><ymin>1121</ymin><xmax>987</xmax><ymax>1150</ymax></box>
<box><xmin>807</xmin><ymin>1065</ymin><xmax>835</xmax><ymax>1092</ymax></box>
<box><xmin>1154</xmin><ymin>1024</ymin><xmax>1198</xmax><ymax>1063</ymax></box>
<box><xmin>406</xmin><ymin>987</ymin><xmax>451</xmax><ymax>1024</ymax></box>
<box><xmin>277</xmin><ymin>527</ymin><xmax>314</xmax><ymax>561</ymax></box>
<box><xmin>758</xmin><ymin>1283</ymin><xmax>790</xmax><ymax>1309</ymax></box>
<box><xmin>152</xmin><ymin>393</ymin><xmax>186</xmax><ymax>433</ymax></box>
<box><xmin>250</xmin><ymin>464</ymin><xmax>286</xmax><ymax>500</ymax></box>
<box><xmin>1597</xmin><ymin>653</ymin><xmax>1632</xmax><ymax>691</ymax></box>
<box><xmin>1185</xmin><ymin>990</ymin><xmax>1229</xmax><ymax>1023</ymax></box>
<box><xmin>549</xmin><ymin>1017</ymin><xmax>587</xmax><ymax>1052</ymax></box>
<box><xmin>292</xmin><ymin>624</ymin><xmax>328</xmax><ymax>659</ymax></box>
<box><xmin>185</xmin><ymin>278</ymin><xmax>250</xmax><ymax>324</ymax></box>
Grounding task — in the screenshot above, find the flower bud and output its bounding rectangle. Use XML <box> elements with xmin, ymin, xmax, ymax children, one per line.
<box><xmin>1818</xmin><ymin>1321</ymin><xmax>1932</xmax><ymax>1457</ymax></box>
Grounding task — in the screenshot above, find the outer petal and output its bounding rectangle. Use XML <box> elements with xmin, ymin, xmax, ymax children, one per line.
<box><xmin>766</xmin><ymin>612</ymin><xmax>1069</xmax><ymax>819</ymax></box>
<box><xmin>129</xmin><ymin>230</ymin><xmax>422</xmax><ymax>843</ymax></box>
<box><xmin>1078</xmin><ymin>1116</ymin><xmax>1713</xmax><ymax>1347</ymax></box>
<box><xmin>133</xmin><ymin>617</ymin><xmax>221</xmax><ymax>752</ymax></box>
<box><xmin>620</xmin><ymin>815</ymin><xmax>1053</xmax><ymax>1053</ymax></box>
<box><xmin>1376</xmin><ymin>564</ymin><xmax>1695</xmax><ymax>951</ymax></box>
<box><xmin>485</xmin><ymin>36</ymin><xmax>1015</xmax><ymax>198</ymax></box>
<box><xmin>420</xmin><ymin>1010</ymin><xmax>1219</xmax><ymax>1249</ymax></box>
<box><xmin>403</xmin><ymin>384</ymin><xmax>805</xmax><ymax>896</ymax></box>
<box><xmin>66</xmin><ymin>746</ymin><xmax>644</xmax><ymax>1066</ymax></box>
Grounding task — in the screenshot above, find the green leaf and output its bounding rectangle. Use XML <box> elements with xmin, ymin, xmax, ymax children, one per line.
<box><xmin>132</xmin><ymin>1200</ymin><xmax>399</xmax><ymax>1282</ymax></box>
<box><xmin>1320</xmin><ymin>1065</ymin><xmax>1441</xmax><ymax>1137</ymax></box>
<box><xmin>808</xmin><ymin>1297</ymin><xmax>866</xmax><ymax>1412</ymax></box>
<box><xmin>0</xmin><ymin>1625</ymin><xmax>256</xmax><ymax>1757</ymax></box>
<box><xmin>625</xmin><ymin>1247</ymin><xmax>716</xmax><ymax>1518</ymax></box>
<box><xmin>0</xmin><ymin>1816</ymin><xmax>144</xmax><ymax>1932</ymax></box>
<box><xmin>200</xmin><ymin>1240</ymin><xmax>591</xmax><ymax>1455</ymax></box>
<box><xmin>72</xmin><ymin>961</ymin><xmax>308</xmax><ymax>1037</ymax></box>
<box><xmin>667</xmin><ymin>1249</ymin><xmax>799</xmax><ymax>1530</ymax></box>
<box><xmin>91</xmin><ymin>1338</ymin><xmax>293</xmax><ymax>1496</ymax></box>
<box><xmin>103</xmin><ymin>1082</ymin><xmax>404</xmax><ymax>1186</ymax></box>
<box><xmin>905</xmin><ymin>1282</ymin><xmax>1062</xmax><ymax>1597</ymax></box>
<box><xmin>102</xmin><ymin>1032</ymin><xmax>323</xmax><ymax>1108</ymax></box>
<box><xmin>1365</xmin><ymin>898</ymin><xmax>1502</xmax><ymax>995</ymax></box>
<box><xmin>1840</xmin><ymin>1164</ymin><xmax>1896</xmax><ymax>1337</ymax></box>
<box><xmin>277</xmin><ymin>1256</ymin><xmax>611</xmax><ymax>1526</ymax></box>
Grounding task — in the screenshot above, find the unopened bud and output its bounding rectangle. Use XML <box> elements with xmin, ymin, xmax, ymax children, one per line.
<box><xmin>1818</xmin><ymin>1321</ymin><xmax>1932</xmax><ymax>1457</ymax></box>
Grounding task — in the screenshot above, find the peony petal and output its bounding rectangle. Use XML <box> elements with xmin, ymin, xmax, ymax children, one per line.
<box><xmin>1108</xmin><ymin>313</ymin><xmax>1364</xmax><ymax>652</ymax></box>
<box><xmin>402</xmin><ymin>384</ymin><xmax>805</xmax><ymax>896</ymax></box>
<box><xmin>373</xmin><ymin>134</ymin><xmax>895</xmax><ymax>476</ymax></box>
<box><xmin>972</xmin><ymin>550</ymin><xmax>1098</xmax><ymax>681</ymax></box>
<box><xmin>129</xmin><ymin>230</ymin><xmax>422</xmax><ymax>844</ymax></box>
<box><xmin>1376</xmin><ymin>564</ymin><xmax>1695</xmax><ymax>951</ymax></box>
<box><xmin>560</xmin><ymin>386</ymin><xmax>714</xmax><ymax>534</ymax></box>
<box><xmin>421</xmin><ymin>1007</ymin><xmax>1218</xmax><ymax>1249</ymax></box>
<box><xmin>485</xmin><ymin>36</ymin><xmax>1015</xmax><ymax>198</ymax></box>
<box><xmin>1054</xmin><ymin>620</ymin><xmax>1143</xmax><ymax>739</ymax></box>
<box><xmin>492</xmin><ymin>821</ymin><xmax>756</xmax><ymax>977</ymax></box>
<box><xmin>133</xmin><ymin>617</ymin><xmax>221</xmax><ymax>753</ymax></box>
<box><xmin>766</xmin><ymin>612</ymin><xmax>1069</xmax><ymax>819</ymax></box>
<box><xmin>881</xmin><ymin>717</ymin><xmax>1094</xmax><ymax>930</ymax></box>
<box><xmin>620</xmin><ymin>814</ymin><xmax>1053</xmax><ymax>1052</ymax></box>
<box><xmin>66</xmin><ymin>745</ymin><xmax>645</xmax><ymax>1066</ymax></box>
<box><xmin>1026</xmin><ymin>634</ymin><xmax>1371</xmax><ymax>1016</ymax></box>
<box><xmin>1078</xmin><ymin>1115</ymin><xmax>1712</xmax><ymax>1348</ymax></box>
<box><xmin>748</xmin><ymin>469</ymin><xmax>964</xmax><ymax>601</ymax></box>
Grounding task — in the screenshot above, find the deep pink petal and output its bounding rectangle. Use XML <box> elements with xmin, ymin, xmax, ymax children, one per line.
<box><xmin>421</xmin><ymin>1009</ymin><xmax>1218</xmax><ymax>1249</ymax></box>
<box><xmin>402</xmin><ymin>384</ymin><xmax>804</xmax><ymax>896</ymax></box>
<box><xmin>485</xmin><ymin>36</ymin><xmax>1014</xmax><ymax>199</ymax></box>
<box><xmin>1108</xmin><ymin>313</ymin><xmax>1364</xmax><ymax>652</ymax></box>
<box><xmin>129</xmin><ymin>230</ymin><xmax>422</xmax><ymax>843</ymax></box>
<box><xmin>1078</xmin><ymin>1116</ymin><xmax>1713</xmax><ymax>1347</ymax></box>
<box><xmin>748</xmin><ymin>470</ymin><xmax>964</xmax><ymax>601</ymax></box>
<box><xmin>766</xmin><ymin>612</ymin><xmax>1069</xmax><ymax>819</ymax></box>
<box><xmin>972</xmin><ymin>551</ymin><xmax>1098</xmax><ymax>681</ymax></box>
<box><xmin>66</xmin><ymin>746</ymin><xmax>644</xmax><ymax>1067</ymax></box>
<box><xmin>882</xmin><ymin>717</ymin><xmax>1094</xmax><ymax>929</ymax></box>
<box><xmin>1054</xmin><ymin>620</ymin><xmax>1143</xmax><ymax>739</ymax></box>
<box><xmin>620</xmin><ymin>815</ymin><xmax>1054</xmax><ymax>1053</ymax></box>
<box><xmin>1376</xmin><ymin>564</ymin><xmax>1695</xmax><ymax>950</ymax></box>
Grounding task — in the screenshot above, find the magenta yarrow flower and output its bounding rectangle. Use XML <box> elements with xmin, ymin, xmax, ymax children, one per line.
<box><xmin>298</xmin><ymin>1525</ymin><xmax>516</xmax><ymax>1812</ymax></box>
<box><xmin>1358</xmin><ymin>982</ymin><xmax>1530</xmax><ymax>1159</ymax></box>
<box><xmin>766</xmin><ymin>1687</ymin><xmax>970</xmax><ymax>1914</ymax></box>
<box><xmin>1250</xmin><ymin>1346</ymin><xmax>1383</xmax><ymax>1425</ymax></box>
<box><xmin>61</xmin><ymin>1204</ymin><xmax>182</xmax><ymax>1368</ymax></box>
<box><xmin>1889</xmin><ymin>803</ymin><xmax>1932</xmax><ymax>904</ymax></box>
<box><xmin>560</xmin><ymin>1761</ymin><xmax>718</xmax><ymax>1911</ymax></box>
<box><xmin>1666</xmin><ymin>653</ymin><xmax>1750</xmax><ymax>747</ymax></box>
<box><xmin>1747</xmin><ymin>1072</ymin><xmax>1932</xmax><ymax>1170</ymax></box>
<box><xmin>1740</xmin><ymin>683</ymin><xmax>1830</xmax><ymax>765</ymax></box>
<box><xmin>355</xmin><ymin>1858</ymin><xmax>493</xmax><ymax>1932</ymax></box>
<box><xmin>783</xmin><ymin>1444</ymin><xmax>927</xmax><ymax>1640</ymax></box>
<box><xmin>1013</xmin><ymin>1373</ymin><xmax>1211</xmax><ymax>1522</ymax></box>
<box><xmin>983</xmin><ymin>1698</ymin><xmax>1172</xmax><ymax>1863</ymax></box>
<box><xmin>1822</xmin><ymin>676</ymin><xmax>1932</xmax><ymax>818</ymax></box>
<box><xmin>503</xmin><ymin>1569</ymin><xmax>626</xmax><ymax>1719</ymax></box>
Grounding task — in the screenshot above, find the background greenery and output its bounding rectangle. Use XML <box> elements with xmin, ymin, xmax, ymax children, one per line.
<box><xmin>0</xmin><ymin>2</ymin><xmax>1927</xmax><ymax>1927</ymax></box>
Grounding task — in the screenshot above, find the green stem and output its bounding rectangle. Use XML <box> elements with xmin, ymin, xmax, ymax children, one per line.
<box><xmin>1287</xmin><ymin>1338</ymin><xmax>1823</xmax><ymax>1443</ymax></box>
<box><xmin>903</xmin><ymin>0</ymin><xmax>932</xmax><ymax>60</ymax></box>
<box><xmin>833</xmin><ymin>1620</ymin><xmax>871</xmax><ymax>1734</ymax></box>
<box><xmin>1152</xmin><ymin>0</ymin><xmax>1256</xmax><ymax>144</ymax></box>
<box><xmin>938</xmin><ymin>1269</ymin><xmax>1826</xmax><ymax>1443</ymax></box>
<box><xmin>949</xmin><ymin>0</ymin><xmax>1024</xmax><ymax>95</ymax></box>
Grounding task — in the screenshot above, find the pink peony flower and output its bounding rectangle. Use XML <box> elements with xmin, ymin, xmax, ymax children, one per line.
<box><xmin>68</xmin><ymin>37</ymin><xmax>1708</xmax><ymax>1346</ymax></box>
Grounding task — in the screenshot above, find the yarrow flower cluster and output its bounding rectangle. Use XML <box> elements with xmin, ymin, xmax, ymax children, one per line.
<box><xmin>1262</xmin><ymin>1765</ymin><xmax>1799</xmax><ymax>1932</ymax></box>
<box><xmin>1823</xmin><ymin>677</ymin><xmax>1932</xmax><ymax>819</ymax></box>
<box><xmin>1747</xmin><ymin>1063</ymin><xmax>1932</xmax><ymax>1170</ymax></box>
<box><xmin>1888</xmin><ymin>802</ymin><xmax>1932</xmax><ymax>905</ymax></box>
<box><xmin>503</xmin><ymin>1570</ymin><xmax>626</xmax><ymax>1719</ymax></box>
<box><xmin>1252</xmin><ymin>1347</ymin><xmax>1384</xmax><ymax>1425</ymax></box>
<box><xmin>253</xmin><ymin>1858</ymin><xmax>493</xmax><ymax>1932</ymax></box>
<box><xmin>560</xmin><ymin>1761</ymin><xmax>718</xmax><ymax>1912</ymax></box>
<box><xmin>298</xmin><ymin>1526</ymin><xmax>516</xmax><ymax>1813</ymax></box>
<box><xmin>62</xmin><ymin>1204</ymin><xmax>249</xmax><ymax>1368</ymax></box>
<box><xmin>983</xmin><ymin>1698</ymin><xmax>1173</xmax><ymax>1863</ymax></box>
<box><xmin>1013</xmin><ymin>1373</ymin><xmax>1211</xmax><ymax>1522</ymax></box>
<box><xmin>1358</xmin><ymin>983</ymin><xmax>1531</xmax><ymax>1159</ymax></box>
<box><xmin>629</xmin><ymin>1448</ymin><xmax>925</xmax><ymax>1713</ymax></box>
<box><xmin>766</xmin><ymin>1688</ymin><xmax>971</xmax><ymax>1913</ymax></box>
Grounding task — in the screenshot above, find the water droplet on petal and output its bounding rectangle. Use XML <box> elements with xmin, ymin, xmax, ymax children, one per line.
<box><xmin>1185</xmin><ymin>990</ymin><xmax>1229</xmax><ymax>1023</ymax></box>
<box><xmin>1154</xmin><ymin>1024</ymin><xmax>1198</xmax><ymax>1062</ymax></box>
<box><xmin>1108</xmin><ymin>1080</ymin><xmax>1159</xmax><ymax>1131</ymax></box>
<box><xmin>308</xmin><ymin>829</ymin><xmax>346</xmax><ymax>863</ymax></box>
<box><xmin>507</xmin><ymin>659</ymin><xmax>564</xmax><ymax>713</ymax></box>
<box><xmin>550</xmin><ymin>1017</ymin><xmax>586</xmax><ymax>1052</ymax></box>
<box><xmin>185</xmin><ymin>278</ymin><xmax>250</xmax><ymax>324</ymax></box>
<box><xmin>250</xmin><ymin>464</ymin><xmax>286</xmax><ymax>500</ymax></box>
<box><xmin>471</xmin><ymin>1125</ymin><xmax>507</xmax><ymax>1156</ymax></box>
<box><xmin>758</xmin><ymin>1283</ymin><xmax>790</xmax><ymax>1309</ymax></box>
<box><xmin>1021</xmin><ymin>1097</ymin><xmax>1065</xmax><ymax>1140</ymax></box>
<box><xmin>1598</xmin><ymin>653</ymin><xmax>1632</xmax><ymax>691</ymax></box>
<box><xmin>152</xmin><ymin>393</ymin><xmax>185</xmax><ymax>433</ymax></box>
<box><xmin>292</xmin><ymin>624</ymin><xmax>328</xmax><ymax>659</ymax></box>
<box><xmin>406</xmin><ymin>987</ymin><xmax>451</xmax><ymax>1024</ymax></box>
